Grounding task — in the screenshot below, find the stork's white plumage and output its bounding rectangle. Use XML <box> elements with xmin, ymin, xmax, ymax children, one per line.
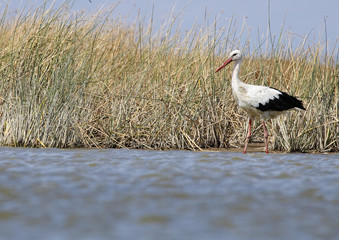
<box><xmin>216</xmin><ymin>49</ymin><xmax>306</xmax><ymax>153</ymax></box>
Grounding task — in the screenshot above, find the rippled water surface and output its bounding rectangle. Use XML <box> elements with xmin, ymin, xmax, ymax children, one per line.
<box><xmin>0</xmin><ymin>147</ymin><xmax>339</xmax><ymax>240</ymax></box>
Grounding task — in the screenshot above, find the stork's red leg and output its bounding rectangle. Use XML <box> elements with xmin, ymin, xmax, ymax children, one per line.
<box><xmin>262</xmin><ymin>121</ymin><xmax>269</xmax><ymax>153</ymax></box>
<box><xmin>243</xmin><ymin>118</ymin><xmax>252</xmax><ymax>153</ymax></box>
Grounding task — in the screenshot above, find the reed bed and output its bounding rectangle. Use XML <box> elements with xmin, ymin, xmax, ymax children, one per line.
<box><xmin>0</xmin><ymin>2</ymin><xmax>338</xmax><ymax>152</ymax></box>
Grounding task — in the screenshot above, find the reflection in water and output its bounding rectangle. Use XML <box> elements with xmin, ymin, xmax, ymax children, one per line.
<box><xmin>0</xmin><ymin>147</ymin><xmax>339</xmax><ymax>240</ymax></box>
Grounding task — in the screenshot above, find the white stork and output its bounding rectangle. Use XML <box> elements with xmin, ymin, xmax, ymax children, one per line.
<box><xmin>215</xmin><ymin>49</ymin><xmax>306</xmax><ymax>153</ymax></box>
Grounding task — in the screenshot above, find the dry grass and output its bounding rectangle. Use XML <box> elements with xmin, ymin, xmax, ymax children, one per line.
<box><xmin>0</xmin><ymin>1</ymin><xmax>338</xmax><ymax>152</ymax></box>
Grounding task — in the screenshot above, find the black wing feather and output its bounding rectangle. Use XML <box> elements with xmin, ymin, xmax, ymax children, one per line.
<box><xmin>256</xmin><ymin>89</ymin><xmax>306</xmax><ymax>112</ymax></box>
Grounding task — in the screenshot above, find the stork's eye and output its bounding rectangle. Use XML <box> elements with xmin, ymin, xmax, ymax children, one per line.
<box><xmin>231</xmin><ymin>53</ymin><xmax>237</xmax><ymax>57</ymax></box>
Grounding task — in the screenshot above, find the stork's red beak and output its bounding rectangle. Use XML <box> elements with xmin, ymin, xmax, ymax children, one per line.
<box><xmin>215</xmin><ymin>58</ymin><xmax>232</xmax><ymax>73</ymax></box>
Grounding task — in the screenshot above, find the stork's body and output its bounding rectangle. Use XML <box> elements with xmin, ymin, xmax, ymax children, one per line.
<box><xmin>216</xmin><ymin>50</ymin><xmax>306</xmax><ymax>153</ymax></box>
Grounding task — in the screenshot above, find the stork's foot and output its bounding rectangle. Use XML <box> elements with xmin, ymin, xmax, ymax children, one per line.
<box><xmin>262</xmin><ymin>121</ymin><xmax>269</xmax><ymax>154</ymax></box>
<box><xmin>243</xmin><ymin>136</ymin><xmax>251</xmax><ymax>154</ymax></box>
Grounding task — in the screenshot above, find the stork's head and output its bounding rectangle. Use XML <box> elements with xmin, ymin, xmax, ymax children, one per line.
<box><xmin>215</xmin><ymin>49</ymin><xmax>242</xmax><ymax>73</ymax></box>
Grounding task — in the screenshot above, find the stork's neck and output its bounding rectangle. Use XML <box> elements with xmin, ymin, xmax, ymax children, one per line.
<box><xmin>232</xmin><ymin>60</ymin><xmax>243</xmax><ymax>85</ymax></box>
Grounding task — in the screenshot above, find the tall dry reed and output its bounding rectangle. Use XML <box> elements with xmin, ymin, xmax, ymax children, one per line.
<box><xmin>0</xmin><ymin>1</ymin><xmax>337</xmax><ymax>152</ymax></box>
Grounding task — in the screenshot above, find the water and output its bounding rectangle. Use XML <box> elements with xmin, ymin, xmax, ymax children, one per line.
<box><xmin>0</xmin><ymin>147</ymin><xmax>338</xmax><ymax>240</ymax></box>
